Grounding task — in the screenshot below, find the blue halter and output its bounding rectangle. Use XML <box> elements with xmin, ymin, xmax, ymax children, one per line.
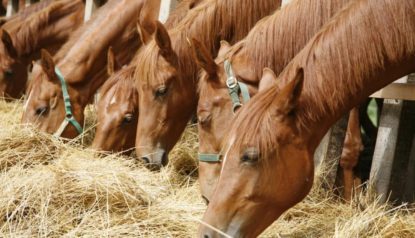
<box><xmin>53</xmin><ymin>67</ymin><xmax>84</xmax><ymax>137</ymax></box>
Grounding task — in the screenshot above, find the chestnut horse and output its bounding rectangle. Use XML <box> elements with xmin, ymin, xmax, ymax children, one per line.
<box><xmin>134</xmin><ymin>0</ymin><xmax>281</xmax><ymax>168</ymax></box>
<box><xmin>200</xmin><ymin>0</ymin><xmax>415</xmax><ymax>236</ymax></box>
<box><xmin>0</xmin><ymin>0</ymin><xmax>84</xmax><ymax>99</ymax></box>
<box><xmin>22</xmin><ymin>0</ymin><xmax>159</xmax><ymax>139</ymax></box>
<box><xmin>193</xmin><ymin>0</ymin><xmax>355</xmax><ymax>201</ymax></box>
<box><xmin>92</xmin><ymin>0</ymin><xmax>204</xmax><ymax>153</ymax></box>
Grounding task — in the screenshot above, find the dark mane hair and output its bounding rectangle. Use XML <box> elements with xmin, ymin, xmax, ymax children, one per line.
<box><xmin>228</xmin><ymin>0</ymin><xmax>415</xmax><ymax>161</ymax></box>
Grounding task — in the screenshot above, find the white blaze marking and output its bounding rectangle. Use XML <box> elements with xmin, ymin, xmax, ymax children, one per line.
<box><xmin>221</xmin><ymin>134</ymin><xmax>236</xmax><ymax>174</ymax></box>
<box><xmin>109</xmin><ymin>95</ymin><xmax>117</xmax><ymax>105</ymax></box>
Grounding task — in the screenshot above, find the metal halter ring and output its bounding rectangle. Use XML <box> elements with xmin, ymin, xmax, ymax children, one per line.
<box><xmin>226</xmin><ymin>76</ymin><xmax>238</xmax><ymax>89</ymax></box>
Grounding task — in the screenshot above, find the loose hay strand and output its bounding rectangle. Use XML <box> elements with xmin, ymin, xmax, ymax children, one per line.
<box><xmin>0</xmin><ymin>99</ymin><xmax>415</xmax><ymax>237</ymax></box>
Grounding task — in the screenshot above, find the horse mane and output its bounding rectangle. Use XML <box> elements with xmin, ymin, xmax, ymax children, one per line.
<box><xmin>227</xmin><ymin>0</ymin><xmax>415</xmax><ymax>160</ymax></box>
<box><xmin>2</xmin><ymin>0</ymin><xmax>55</xmax><ymax>28</ymax></box>
<box><xmin>227</xmin><ymin>0</ymin><xmax>352</xmax><ymax>80</ymax></box>
<box><xmin>100</xmin><ymin>65</ymin><xmax>136</xmax><ymax>99</ymax></box>
<box><xmin>8</xmin><ymin>0</ymin><xmax>82</xmax><ymax>56</ymax></box>
<box><xmin>164</xmin><ymin>0</ymin><xmax>203</xmax><ymax>28</ymax></box>
<box><xmin>136</xmin><ymin>0</ymin><xmax>281</xmax><ymax>85</ymax></box>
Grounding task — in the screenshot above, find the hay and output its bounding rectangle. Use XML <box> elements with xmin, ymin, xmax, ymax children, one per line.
<box><xmin>0</xmin><ymin>99</ymin><xmax>414</xmax><ymax>237</ymax></box>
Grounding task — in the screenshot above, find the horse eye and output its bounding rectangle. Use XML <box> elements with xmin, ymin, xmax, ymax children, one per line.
<box><xmin>35</xmin><ymin>106</ymin><xmax>49</xmax><ymax>116</ymax></box>
<box><xmin>241</xmin><ymin>147</ymin><xmax>259</xmax><ymax>163</ymax></box>
<box><xmin>155</xmin><ymin>85</ymin><xmax>168</xmax><ymax>97</ymax></box>
<box><xmin>122</xmin><ymin>113</ymin><xmax>134</xmax><ymax>125</ymax></box>
<box><xmin>4</xmin><ymin>69</ymin><xmax>13</xmax><ymax>78</ymax></box>
<box><xmin>198</xmin><ymin>113</ymin><xmax>212</xmax><ymax>127</ymax></box>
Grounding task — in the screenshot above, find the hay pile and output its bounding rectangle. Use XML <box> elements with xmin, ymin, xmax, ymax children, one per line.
<box><xmin>0</xmin><ymin>99</ymin><xmax>414</xmax><ymax>237</ymax></box>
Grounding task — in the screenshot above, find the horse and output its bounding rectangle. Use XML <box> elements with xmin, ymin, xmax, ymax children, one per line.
<box><xmin>199</xmin><ymin>0</ymin><xmax>415</xmax><ymax>236</ymax></box>
<box><xmin>92</xmin><ymin>0</ymin><xmax>204</xmax><ymax>153</ymax></box>
<box><xmin>0</xmin><ymin>0</ymin><xmax>84</xmax><ymax>99</ymax></box>
<box><xmin>134</xmin><ymin>0</ymin><xmax>282</xmax><ymax>169</ymax></box>
<box><xmin>193</xmin><ymin>0</ymin><xmax>358</xmax><ymax>202</ymax></box>
<box><xmin>21</xmin><ymin>0</ymin><xmax>159</xmax><ymax>139</ymax></box>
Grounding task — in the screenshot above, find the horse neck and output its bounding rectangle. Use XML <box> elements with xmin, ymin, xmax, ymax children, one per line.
<box><xmin>57</xmin><ymin>0</ymin><xmax>144</xmax><ymax>84</ymax></box>
<box><xmin>10</xmin><ymin>0</ymin><xmax>84</xmax><ymax>57</ymax></box>
<box><xmin>56</xmin><ymin>0</ymin><xmax>144</xmax><ymax>106</ymax></box>
<box><xmin>286</xmin><ymin>0</ymin><xmax>415</xmax><ymax>150</ymax></box>
<box><xmin>74</xmin><ymin>26</ymin><xmax>140</xmax><ymax>108</ymax></box>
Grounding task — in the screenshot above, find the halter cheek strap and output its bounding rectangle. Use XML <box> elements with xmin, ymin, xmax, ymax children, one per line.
<box><xmin>198</xmin><ymin>60</ymin><xmax>251</xmax><ymax>163</ymax></box>
<box><xmin>53</xmin><ymin>67</ymin><xmax>84</xmax><ymax>137</ymax></box>
<box><xmin>224</xmin><ymin>59</ymin><xmax>250</xmax><ymax>112</ymax></box>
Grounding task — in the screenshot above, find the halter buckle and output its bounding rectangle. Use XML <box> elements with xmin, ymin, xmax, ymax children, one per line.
<box><xmin>226</xmin><ymin>76</ymin><xmax>238</xmax><ymax>89</ymax></box>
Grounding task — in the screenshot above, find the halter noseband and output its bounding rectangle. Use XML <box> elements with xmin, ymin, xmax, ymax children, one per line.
<box><xmin>53</xmin><ymin>67</ymin><xmax>84</xmax><ymax>137</ymax></box>
<box><xmin>198</xmin><ymin>60</ymin><xmax>251</xmax><ymax>163</ymax></box>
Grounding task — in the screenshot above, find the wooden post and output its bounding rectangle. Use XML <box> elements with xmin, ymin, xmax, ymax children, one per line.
<box><xmin>84</xmin><ymin>0</ymin><xmax>106</xmax><ymax>22</ymax></box>
<box><xmin>369</xmin><ymin>100</ymin><xmax>403</xmax><ymax>203</ymax></box>
<box><xmin>318</xmin><ymin>115</ymin><xmax>349</xmax><ymax>189</ymax></box>
<box><xmin>6</xmin><ymin>0</ymin><xmax>19</xmax><ymax>17</ymax></box>
<box><xmin>158</xmin><ymin>0</ymin><xmax>177</xmax><ymax>23</ymax></box>
<box><xmin>369</xmin><ymin>75</ymin><xmax>415</xmax><ymax>203</ymax></box>
<box><xmin>25</xmin><ymin>0</ymin><xmax>39</xmax><ymax>7</ymax></box>
<box><xmin>404</xmin><ymin>132</ymin><xmax>415</xmax><ymax>201</ymax></box>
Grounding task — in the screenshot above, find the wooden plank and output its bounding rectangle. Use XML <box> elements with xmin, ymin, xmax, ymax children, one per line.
<box><xmin>371</xmin><ymin>83</ymin><xmax>415</xmax><ymax>101</ymax></box>
<box><xmin>403</xmin><ymin>133</ymin><xmax>415</xmax><ymax>201</ymax></box>
<box><xmin>369</xmin><ymin>99</ymin><xmax>403</xmax><ymax>203</ymax></box>
<box><xmin>25</xmin><ymin>0</ymin><xmax>39</xmax><ymax>7</ymax></box>
<box><xmin>158</xmin><ymin>0</ymin><xmax>177</xmax><ymax>23</ymax></box>
<box><xmin>84</xmin><ymin>0</ymin><xmax>106</xmax><ymax>22</ymax></box>
<box><xmin>314</xmin><ymin>130</ymin><xmax>329</xmax><ymax>168</ymax></box>
<box><xmin>6</xmin><ymin>0</ymin><xmax>19</xmax><ymax>17</ymax></box>
<box><xmin>319</xmin><ymin>114</ymin><xmax>349</xmax><ymax>190</ymax></box>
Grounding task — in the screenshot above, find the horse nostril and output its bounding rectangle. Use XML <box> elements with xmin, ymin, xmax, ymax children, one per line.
<box><xmin>141</xmin><ymin>156</ymin><xmax>150</xmax><ymax>164</ymax></box>
<box><xmin>204</xmin><ymin>235</ymin><xmax>210</xmax><ymax>238</ymax></box>
<box><xmin>201</xmin><ymin>195</ymin><xmax>210</xmax><ymax>205</ymax></box>
<box><xmin>161</xmin><ymin>152</ymin><xmax>168</xmax><ymax>166</ymax></box>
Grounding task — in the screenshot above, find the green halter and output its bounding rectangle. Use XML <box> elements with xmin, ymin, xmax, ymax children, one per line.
<box><xmin>224</xmin><ymin>59</ymin><xmax>251</xmax><ymax>112</ymax></box>
<box><xmin>53</xmin><ymin>67</ymin><xmax>84</xmax><ymax>137</ymax></box>
<box><xmin>198</xmin><ymin>60</ymin><xmax>251</xmax><ymax>163</ymax></box>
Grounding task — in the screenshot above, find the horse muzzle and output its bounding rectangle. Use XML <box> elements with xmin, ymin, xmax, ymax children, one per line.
<box><xmin>140</xmin><ymin>148</ymin><xmax>168</xmax><ymax>170</ymax></box>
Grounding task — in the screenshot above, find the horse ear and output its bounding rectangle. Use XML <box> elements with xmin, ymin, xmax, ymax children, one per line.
<box><xmin>259</xmin><ymin>68</ymin><xmax>278</xmax><ymax>92</ymax></box>
<box><xmin>155</xmin><ymin>21</ymin><xmax>176</xmax><ymax>64</ymax></box>
<box><xmin>1</xmin><ymin>30</ymin><xmax>17</xmax><ymax>57</ymax></box>
<box><xmin>40</xmin><ymin>49</ymin><xmax>56</xmax><ymax>81</ymax></box>
<box><xmin>137</xmin><ymin>21</ymin><xmax>154</xmax><ymax>45</ymax></box>
<box><xmin>107</xmin><ymin>47</ymin><xmax>120</xmax><ymax>76</ymax></box>
<box><xmin>275</xmin><ymin>67</ymin><xmax>304</xmax><ymax>116</ymax></box>
<box><xmin>191</xmin><ymin>38</ymin><xmax>217</xmax><ymax>76</ymax></box>
<box><xmin>218</xmin><ymin>40</ymin><xmax>231</xmax><ymax>58</ymax></box>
